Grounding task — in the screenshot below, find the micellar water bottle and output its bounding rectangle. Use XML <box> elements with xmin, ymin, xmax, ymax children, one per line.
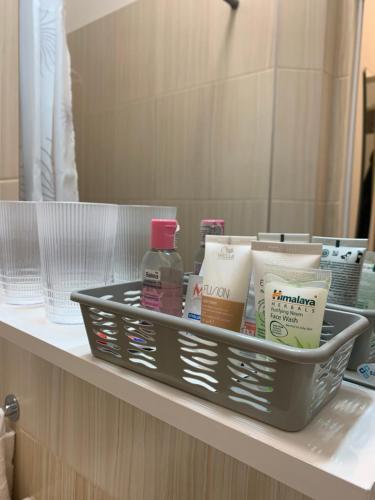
<box><xmin>140</xmin><ymin>219</ymin><xmax>183</xmax><ymax>317</ymax></box>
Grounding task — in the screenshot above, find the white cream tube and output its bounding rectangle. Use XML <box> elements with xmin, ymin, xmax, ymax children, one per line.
<box><xmin>201</xmin><ymin>235</ymin><xmax>256</xmax><ymax>332</ymax></box>
<box><xmin>312</xmin><ymin>237</ymin><xmax>368</xmax><ymax>307</ymax></box>
<box><xmin>251</xmin><ymin>241</ymin><xmax>322</xmax><ymax>339</ymax></box>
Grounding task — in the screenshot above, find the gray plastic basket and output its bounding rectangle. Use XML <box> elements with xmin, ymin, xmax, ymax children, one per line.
<box><xmin>327</xmin><ymin>303</ymin><xmax>375</xmax><ymax>370</ymax></box>
<box><xmin>71</xmin><ymin>283</ymin><xmax>368</xmax><ymax>431</ymax></box>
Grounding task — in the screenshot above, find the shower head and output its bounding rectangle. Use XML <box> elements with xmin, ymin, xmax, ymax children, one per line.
<box><xmin>223</xmin><ymin>0</ymin><xmax>239</xmax><ymax>9</ymax></box>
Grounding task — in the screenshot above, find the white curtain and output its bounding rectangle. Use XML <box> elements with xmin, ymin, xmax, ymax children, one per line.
<box><xmin>19</xmin><ymin>0</ymin><xmax>79</xmax><ymax>201</ymax></box>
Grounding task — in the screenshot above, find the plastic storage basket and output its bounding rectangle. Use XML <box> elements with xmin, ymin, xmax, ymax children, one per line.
<box><xmin>71</xmin><ymin>283</ymin><xmax>368</xmax><ymax>431</ymax></box>
<box><xmin>327</xmin><ymin>304</ymin><xmax>375</xmax><ymax>370</ymax></box>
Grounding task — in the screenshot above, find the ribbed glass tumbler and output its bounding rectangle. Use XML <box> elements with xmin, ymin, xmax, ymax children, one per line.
<box><xmin>37</xmin><ymin>202</ymin><xmax>118</xmax><ymax>324</ymax></box>
<box><xmin>114</xmin><ymin>205</ymin><xmax>177</xmax><ymax>282</ymax></box>
<box><xmin>0</xmin><ymin>202</ymin><xmax>43</xmax><ymax>305</ymax></box>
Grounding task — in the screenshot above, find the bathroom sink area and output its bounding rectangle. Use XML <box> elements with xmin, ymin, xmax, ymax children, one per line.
<box><xmin>0</xmin><ymin>301</ymin><xmax>375</xmax><ymax>500</ymax></box>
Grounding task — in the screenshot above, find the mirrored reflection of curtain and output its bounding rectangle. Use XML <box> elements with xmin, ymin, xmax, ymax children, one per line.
<box><xmin>19</xmin><ymin>0</ymin><xmax>79</xmax><ymax>201</ymax></box>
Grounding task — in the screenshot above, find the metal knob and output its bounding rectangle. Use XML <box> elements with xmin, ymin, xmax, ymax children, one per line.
<box><xmin>3</xmin><ymin>394</ymin><xmax>20</xmax><ymax>422</ymax></box>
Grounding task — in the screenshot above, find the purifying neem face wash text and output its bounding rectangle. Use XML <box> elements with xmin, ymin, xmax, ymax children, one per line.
<box><xmin>312</xmin><ymin>237</ymin><xmax>368</xmax><ymax>307</ymax></box>
<box><xmin>201</xmin><ymin>235</ymin><xmax>256</xmax><ymax>332</ymax></box>
<box><xmin>251</xmin><ymin>241</ymin><xmax>322</xmax><ymax>339</ymax></box>
<box><xmin>264</xmin><ymin>267</ymin><xmax>331</xmax><ymax>349</ymax></box>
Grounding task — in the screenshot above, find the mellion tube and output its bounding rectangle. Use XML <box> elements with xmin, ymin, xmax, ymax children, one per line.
<box><xmin>201</xmin><ymin>235</ymin><xmax>256</xmax><ymax>332</ymax></box>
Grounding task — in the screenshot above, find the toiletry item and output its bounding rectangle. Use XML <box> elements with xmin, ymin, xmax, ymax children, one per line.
<box><xmin>357</xmin><ymin>251</ymin><xmax>375</xmax><ymax>309</ymax></box>
<box><xmin>243</xmin><ymin>231</ymin><xmax>310</xmax><ymax>334</ymax></box>
<box><xmin>242</xmin><ymin>281</ymin><xmax>257</xmax><ymax>336</ymax></box>
<box><xmin>201</xmin><ymin>235</ymin><xmax>256</xmax><ymax>332</ymax></box>
<box><xmin>183</xmin><ymin>275</ymin><xmax>203</xmax><ymax>321</ymax></box>
<box><xmin>258</xmin><ymin>233</ymin><xmax>310</xmax><ymax>243</ymax></box>
<box><xmin>312</xmin><ymin>237</ymin><xmax>368</xmax><ymax>307</ymax></box>
<box><xmin>114</xmin><ymin>205</ymin><xmax>176</xmax><ymax>282</ymax></box>
<box><xmin>194</xmin><ymin>219</ymin><xmax>225</xmax><ymax>274</ymax></box>
<box><xmin>141</xmin><ymin>219</ymin><xmax>183</xmax><ymax>316</ymax></box>
<box><xmin>252</xmin><ymin>241</ymin><xmax>322</xmax><ymax>339</ymax></box>
<box><xmin>264</xmin><ymin>266</ymin><xmax>331</xmax><ymax>348</ymax></box>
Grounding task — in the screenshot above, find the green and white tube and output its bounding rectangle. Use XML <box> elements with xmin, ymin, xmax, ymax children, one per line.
<box><xmin>264</xmin><ymin>266</ymin><xmax>331</xmax><ymax>349</ymax></box>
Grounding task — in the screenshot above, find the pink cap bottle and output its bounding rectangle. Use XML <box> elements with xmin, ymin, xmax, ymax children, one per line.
<box><xmin>201</xmin><ymin>219</ymin><xmax>225</xmax><ymax>229</ymax></box>
<box><xmin>151</xmin><ymin>219</ymin><xmax>178</xmax><ymax>250</ymax></box>
<box><xmin>141</xmin><ymin>218</ymin><xmax>183</xmax><ymax>317</ymax></box>
<box><xmin>199</xmin><ymin>219</ymin><xmax>225</xmax><ymax>245</ymax></box>
<box><xmin>194</xmin><ymin>218</ymin><xmax>225</xmax><ymax>274</ymax></box>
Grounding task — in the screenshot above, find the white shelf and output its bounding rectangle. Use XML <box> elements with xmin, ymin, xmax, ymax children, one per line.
<box><xmin>0</xmin><ymin>303</ymin><xmax>374</xmax><ymax>500</ymax></box>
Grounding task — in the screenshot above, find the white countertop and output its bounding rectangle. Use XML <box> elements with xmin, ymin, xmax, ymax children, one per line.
<box><xmin>0</xmin><ymin>303</ymin><xmax>374</xmax><ymax>500</ymax></box>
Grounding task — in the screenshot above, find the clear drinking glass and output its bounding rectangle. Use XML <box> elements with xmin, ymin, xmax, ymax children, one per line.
<box><xmin>0</xmin><ymin>201</ymin><xmax>43</xmax><ymax>305</ymax></box>
<box><xmin>37</xmin><ymin>202</ymin><xmax>118</xmax><ymax>324</ymax></box>
<box><xmin>114</xmin><ymin>205</ymin><xmax>177</xmax><ymax>283</ymax></box>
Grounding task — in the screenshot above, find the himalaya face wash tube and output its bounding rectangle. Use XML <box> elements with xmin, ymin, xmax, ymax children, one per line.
<box><xmin>201</xmin><ymin>235</ymin><xmax>256</xmax><ymax>332</ymax></box>
<box><xmin>312</xmin><ymin>237</ymin><xmax>368</xmax><ymax>307</ymax></box>
<box><xmin>251</xmin><ymin>241</ymin><xmax>322</xmax><ymax>339</ymax></box>
<box><xmin>264</xmin><ymin>267</ymin><xmax>331</xmax><ymax>348</ymax></box>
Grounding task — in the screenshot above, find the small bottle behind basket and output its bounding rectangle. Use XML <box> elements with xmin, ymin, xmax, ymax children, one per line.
<box><xmin>194</xmin><ymin>219</ymin><xmax>225</xmax><ymax>275</ymax></box>
<box><xmin>141</xmin><ymin>219</ymin><xmax>183</xmax><ymax>317</ymax></box>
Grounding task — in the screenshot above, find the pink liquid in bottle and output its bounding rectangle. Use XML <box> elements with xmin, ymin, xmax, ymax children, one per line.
<box><xmin>141</xmin><ymin>219</ymin><xmax>183</xmax><ymax>317</ymax></box>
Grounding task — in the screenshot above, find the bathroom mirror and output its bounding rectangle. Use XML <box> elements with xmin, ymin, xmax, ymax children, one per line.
<box><xmin>63</xmin><ymin>0</ymin><xmax>362</xmax><ymax>263</ymax></box>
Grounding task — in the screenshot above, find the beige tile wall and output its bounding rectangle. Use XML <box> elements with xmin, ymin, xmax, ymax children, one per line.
<box><xmin>69</xmin><ymin>0</ymin><xmax>277</xmax><ymax>266</ymax></box>
<box><xmin>269</xmin><ymin>0</ymin><xmax>357</xmax><ymax>234</ymax></box>
<box><xmin>0</xmin><ymin>0</ymin><xmax>19</xmax><ymax>199</ymax></box>
<box><xmin>69</xmin><ymin>0</ymin><xmax>357</xmax><ymax>263</ymax></box>
<box><xmin>0</xmin><ymin>337</ymin><xmax>311</xmax><ymax>500</ymax></box>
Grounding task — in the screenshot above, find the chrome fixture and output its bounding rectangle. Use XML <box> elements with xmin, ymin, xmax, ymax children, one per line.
<box><xmin>2</xmin><ymin>394</ymin><xmax>20</xmax><ymax>422</ymax></box>
<box><xmin>223</xmin><ymin>0</ymin><xmax>239</xmax><ymax>9</ymax></box>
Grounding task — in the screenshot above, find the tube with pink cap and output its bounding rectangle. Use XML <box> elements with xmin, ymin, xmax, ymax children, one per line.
<box><xmin>140</xmin><ymin>219</ymin><xmax>184</xmax><ymax>317</ymax></box>
<box><xmin>194</xmin><ymin>219</ymin><xmax>225</xmax><ymax>274</ymax></box>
